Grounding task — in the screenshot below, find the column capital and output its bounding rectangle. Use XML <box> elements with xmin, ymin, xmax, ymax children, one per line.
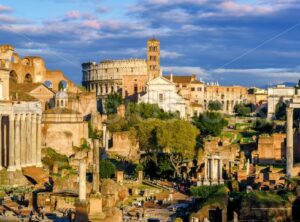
<box><xmin>15</xmin><ymin>114</ymin><xmax>21</xmax><ymax>121</ymax></box>
<box><xmin>287</xmin><ymin>107</ymin><xmax>294</xmax><ymax>114</ymax></box>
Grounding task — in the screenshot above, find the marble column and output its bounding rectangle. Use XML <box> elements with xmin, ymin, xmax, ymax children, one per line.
<box><xmin>31</xmin><ymin>114</ymin><xmax>37</xmax><ymax>166</ymax></box>
<box><xmin>79</xmin><ymin>161</ymin><xmax>87</xmax><ymax>201</ymax></box>
<box><xmin>36</xmin><ymin>115</ymin><xmax>42</xmax><ymax>167</ymax></box>
<box><xmin>3</xmin><ymin>123</ymin><xmax>7</xmax><ymax>168</ymax></box>
<box><xmin>92</xmin><ymin>139</ymin><xmax>100</xmax><ymax>193</ymax></box>
<box><xmin>14</xmin><ymin>114</ymin><xmax>21</xmax><ymax>170</ymax></box>
<box><xmin>0</xmin><ymin>115</ymin><xmax>2</xmax><ymax>170</ymax></box>
<box><xmin>20</xmin><ymin>114</ymin><xmax>26</xmax><ymax>167</ymax></box>
<box><xmin>211</xmin><ymin>158</ymin><xmax>215</xmax><ymax>180</ymax></box>
<box><xmin>286</xmin><ymin>107</ymin><xmax>294</xmax><ymax>177</ymax></box>
<box><xmin>7</xmin><ymin>115</ymin><xmax>15</xmax><ymax>171</ymax></box>
<box><xmin>219</xmin><ymin>159</ymin><xmax>223</xmax><ymax>180</ymax></box>
<box><xmin>204</xmin><ymin>158</ymin><xmax>208</xmax><ymax>179</ymax></box>
<box><xmin>102</xmin><ymin>124</ymin><xmax>107</xmax><ymax>150</ymax></box>
<box><xmin>26</xmin><ymin>114</ymin><xmax>32</xmax><ymax>166</ymax></box>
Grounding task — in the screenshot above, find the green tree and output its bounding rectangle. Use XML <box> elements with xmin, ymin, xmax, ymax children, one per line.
<box><xmin>193</xmin><ymin>112</ymin><xmax>228</xmax><ymax>136</ymax></box>
<box><xmin>104</xmin><ymin>92</ymin><xmax>123</xmax><ymax>114</ymax></box>
<box><xmin>234</xmin><ymin>104</ymin><xmax>251</xmax><ymax>116</ymax></box>
<box><xmin>275</xmin><ymin>101</ymin><xmax>287</xmax><ymax>120</ymax></box>
<box><xmin>156</xmin><ymin>120</ymin><xmax>199</xmax><ymax>177</ymax></box>
<box><xmin>254</xmin><ymin>118</ymin><xmax>273</xmax><ymax>134</ymax></box>
<box><xmin>100</xmin><ymin>160</ymin><xmax>116</xmax><ymax>179</ymax></box>
<box><xmin>208</xmin><ymin>100</ymin><xmax>223</xmax><ymax>111</ymax></box>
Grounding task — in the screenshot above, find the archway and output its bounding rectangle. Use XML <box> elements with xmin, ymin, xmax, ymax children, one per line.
<box><xmin>24</xmin><ymin>73</ymin><xmax>32</xmax><ymax>83</ymax></box>
<box><xmin>58</xmin><ymin>80</ymin><xmax>67</xmax><ymax>91</ymax></box>
<box><xmin>9</xmin><ymin>71</ymin><xmax>18</xmax><ymax>84</ymax></box>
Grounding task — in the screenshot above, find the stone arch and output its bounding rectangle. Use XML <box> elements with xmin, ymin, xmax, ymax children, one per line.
<box><xmin>9</xmin><ymin>70</ymin><xmax>18</xmax><ymax>83</ymax></box>
<box><xmin>44</xmin><ymin>80</ymin><xmax>53</xmax><ymax>89</ymax></box>
<box><xmin>21</xmin><ymin>58</ymin><xmax>30</xmax><ymax>66</ymax></box>
<box><xmin>58</xmin><ymin>80</ymin><xmax>67</xmax><ymax>91</ymax></box>
<box><xmin>24</xmin><ymin>73</ymin><xmax>32</xmax><ymax>83</ymax></box>
<box><xmin>226</xmin><ymin>100</ymin><xmax>230</xmax><ymax>111</ymax></box>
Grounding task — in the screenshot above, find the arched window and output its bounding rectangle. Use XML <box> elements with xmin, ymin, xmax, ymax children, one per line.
<box><xmin>9</xmin><ymin>71</ymin><xmax>18</xmax><ymax>83</ymax></box>
<box><xmin>58</xmin><ymin>80</ymin><xmax>67</xmax><ymax>91</ymax></box>
<box><xmin>24</xmin><ymin>73</ymin><xmax>32</xmax><ymax>83</ymax></box>
<box><xmin>44</xmin><ymin>80</ymin><xmax>53</xmax><ymax>89</ymax></box>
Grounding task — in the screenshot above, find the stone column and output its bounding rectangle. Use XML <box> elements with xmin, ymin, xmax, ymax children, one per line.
<box><xmin>79</xmin><ymin>161</ymin><xmax>87</xmax><ymax>201</ymax></box>
<box><xmin>36</xmin><ymin>115</ymin><xmax>42</xmax><ymax>167</ymax></box>
<box><xmin>14</xmin><ymin>114</ymin><xmax>21</xmax><ymax>170</ymax></box>
<box><xmin>92</xmin><ymin>139</ymin><xmax>100</xmax><ymax>193</ymax></box>
<box><xmin>7</xmin><ymin>115</ymin><xmax>15</xmax><ymax>171</ymax></box>
<box><xmin>286</xmin><ymin>107</ymin><xmax>294</xmax><ymax>177</ymax></box>
<box><xmin>102</xmin><ymin>124</ymin><xmax>107</xmax><ymax>150</ymax></box>
<box><xmin>211</xmin><ymin>157</ymin><xmax>215</xmax><ymax>180</ymax></box>
<box><xmin>31</xmin><ymin>114</ymin><xmax>37</xmax><ymax>166</ymax></box>
<box><xmin>26</xmin><ymin>114</ymin><xmax>32</xmax><ymax>166</ymax></box>
<box><xmin>3</xmin><ymin>123</ymin><xmax>7</xmax><ymax>168</ymax></box>
<box><xmin>204</xmin><ymin>157</ymin><xmax>208</xmax><ymax>179</ymax></box>
<box><xmin>219</xmin><ymin>159</ymin><xmax>223</xmax><ymax>180</ymax></box>
<box><xmin>20</xmin><ymin>114</ymin><xmax>26</xmax><ymax>167</ymax></box>
<box><xmin>0</xmin><ymin>115</ymin><xmax>2</xmax><ymax>170</ymax></box>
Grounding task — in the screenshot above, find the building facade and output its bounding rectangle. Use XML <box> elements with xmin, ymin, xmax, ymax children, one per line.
<box><xmin>139</xmin><ymin>76</ymin><xmax>186</xmax><ymax>118</ymax></box>
<box><xmin>0</xmin><ymin>45</ymin><xmax>43</xmax><ymax>171</ymax></box>
<box><xmin>82</xmin><ymin>38</ymin><xmax>161</xmax><ymax>99</ymax></box>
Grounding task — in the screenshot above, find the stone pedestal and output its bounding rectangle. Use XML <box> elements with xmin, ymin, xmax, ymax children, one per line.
<box><xmin>116</xmin><ymin>171</ymin><xmax>124</xmax><ymax>184</ymax></box>
<box><xmin>137</xmin><ymin>170</ymin><xmax>143</xmax><ymax>183</ymax></box>
<box><xmin>74</xmin><ymin>201</ymin><xmax>89</xmax><ymax>222</ymax></box>
<box><xmin>89</xmin><ymin>197</ymin><xmax>102</xmax><ymax>215</ymax></box>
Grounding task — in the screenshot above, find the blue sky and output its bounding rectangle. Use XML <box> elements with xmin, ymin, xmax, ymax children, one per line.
<box><xmin>1</xmin><ymin>0</ymin><xmax>300</xmax><ymax>87</ymax></box>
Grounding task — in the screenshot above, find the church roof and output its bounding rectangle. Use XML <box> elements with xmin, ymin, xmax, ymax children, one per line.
<box><xmin>55</xmin><ymin>90</ymin><xmax>68</xmax><ymax>99</ymax></box>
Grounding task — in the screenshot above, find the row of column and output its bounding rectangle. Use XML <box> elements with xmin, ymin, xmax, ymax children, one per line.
<box><xmin>89</xmin><ymin>83</ymin><xmax>120</xmax><ymax>96</ymax></box>
<box><xmin>205</xmin><ymin>156</ymin><xmax>223</xmax><ymax>181</ymax></box>
<box><xmin>0</xmin><ymin>113</ymin><xmax>42</xmax><ymax>171</ymax></box>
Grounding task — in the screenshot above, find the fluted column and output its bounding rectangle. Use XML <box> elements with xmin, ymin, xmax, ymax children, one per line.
<box><xmin>31</xmin><ymin>114</ymin><xmax>37</xmax><ymax>166</ymax></box>
<box><xmin>286</xmin><ymin>107</ymin><xmax>294</xmax><ymax>177</ymax></box>
<box><xmin>79</xmin><ymin>161</ymin><xmax>87</xmax><ymax>201</ymax></box>
<box><xmin>7</xmin><ymin>115</ymin><xmax>15</xmax><ymax>171</ymax></box>
<box><xmin>26</xmin><ymin>114</ymin><xmax>32</xmax><ymax>166</ymax></box>
<box><xmin>36</xmin><ymin>115</ymin><xmax>42</xmax><ymax>167</ymax></box>
<box><xmin>0</xmin><ymin>115</ymin><xmax>2</xmax><ymax>170</ymax></box>
<box><xmin>20</xmin><ymin>114</ymin><xmax>26</xmax><ymax>167</ymax></box>
<box><xmin>14</xmin><ymin>114</ymin><xmax>21</xmax><ymax>170</ymax></box>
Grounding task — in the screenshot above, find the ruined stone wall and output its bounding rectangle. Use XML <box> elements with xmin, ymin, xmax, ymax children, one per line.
<box><xmin>122</xmin><ymin>74</ymin><xmax>149</xmax><ymax>99</ymax></box>
<box><xmin>42</xmin><ymin>113</ymin><xmax>88</xmax><ymax>156</ymax></box>
<box><xmin>257</xmin><ymin>133</ymin><xmax>286</xmax><ymax>164</ymax></box>
<box><xmin>108</xmin><ymin>131</ymin><xmax>140</xmax><ymax>161</ymax></box>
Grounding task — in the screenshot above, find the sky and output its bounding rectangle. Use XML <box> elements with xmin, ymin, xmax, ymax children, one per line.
<box><xmin>1</xmin><ymin>0</ymin><xmax>300</xmax><ymax>87</ymax></box>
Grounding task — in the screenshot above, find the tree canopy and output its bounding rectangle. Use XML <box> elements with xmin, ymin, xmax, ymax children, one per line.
<box><xmin>104</xmin><ymin>92</ymin><xmax>123</xmax><ymax>114</ymax></box>
<box><xmin>208</xmin><ymin>100</ymin><xmax>223</xmax><ymax>111</ymax></box>
<box><xmin>234</xmin><ymin>103</ymin><xmax>251</xmax><ymax>117</ymax></box>
<box><xmin>193</xmin><ymin>111</ymin><xmax>228</xmax><ymax>137</ymax></box>
<box><xmin>275</xmin><ymin>101</ymin><xmax>287</xmax><ymax>120</ymax></box>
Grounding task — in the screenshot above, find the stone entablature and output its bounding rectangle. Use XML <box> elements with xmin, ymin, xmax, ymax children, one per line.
<box><xmin>42</xmin><ymin>112</ymin><xmax>83</xmax><ymax>123</ymax></box>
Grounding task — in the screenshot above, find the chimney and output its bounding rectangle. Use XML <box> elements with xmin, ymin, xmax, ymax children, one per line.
<box><xmin>170</xmin><ymin>73</ymin><xmax>173</xmax><ymax>82</ymax></box>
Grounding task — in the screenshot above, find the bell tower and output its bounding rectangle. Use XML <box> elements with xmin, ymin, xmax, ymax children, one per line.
<box><xmin>147</xmin><ymin>38</ymin><xmax>160</xmax><ymax>79</ymax></box>
<box><xmin>0</xmin><ymin>45</ymin><xmax>14</xmax><ymax>101</ymax></box>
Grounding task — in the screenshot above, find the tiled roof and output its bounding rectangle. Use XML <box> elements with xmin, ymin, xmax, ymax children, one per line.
<box><xmin>9</xmin><ymin>82</ymin><xmax>41</xmax><ymax>101</ymax></box>
<box><xmin>164</xmin><ymin>75</ymin><xmax>192</xmax><ymax>83</ymax></box>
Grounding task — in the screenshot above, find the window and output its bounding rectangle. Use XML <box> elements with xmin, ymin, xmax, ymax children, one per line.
<box><xmin>197</xmin><ymin>87</ymin><xmax>202</xmax><ymax>91</ymax></box>
<box><xmin>159</xmin><ymin>93</ymin><xmax>164</xmax><ymax>102</ymax></box>
<box><xmin>134</xmin><ymin>84</ymin><xmax>138</xmax><ymax>93</ymax></box>
<box><xmin>191</xmin><ymin>87</ymin><xmax>195</xmax><ymax>91</ymax></box>
<box><xmin>105</xmin><ymin>69</ymin><xmax>108</xmax><ymax>73</ymax></box>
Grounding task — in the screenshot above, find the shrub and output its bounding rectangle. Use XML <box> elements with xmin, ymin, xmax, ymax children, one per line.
<box><xmin>100</xmin><ymin>160</ymin><xmax>116</xmax><ymax>179</ymax></box>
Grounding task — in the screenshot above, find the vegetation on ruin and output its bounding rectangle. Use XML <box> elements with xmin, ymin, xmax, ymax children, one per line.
<box><xmin>100</xmin><ymin>159</ymin><xmax>116</xmax><ymax>179</ymax></box>
<box><xmin>208</xmin><ymin>100</ymin><xmax>223</xmax><ymax>111</ymax></box>
<box><xmin>73</xmin><ymin>138</ymin><xmax>91</xmax><ymax>152</ymax></box>
<box><xmin>253</xmin><ymin>118</ymin><xmax>274</xmax><ymax>134</ymax></box>
<box><xmin>193</xmin><ymin>111</ymin><xmax>228</xmax><ymax>137</ymax></box>
<box><xmin>42</xmin><ymin>147</ymin><xmax>69</xmax><ymax>171</ymax></box>
<box><xmin>104</xmin><ymin>92</ymin><xmax>123</xmax><ymax>114</ymax></box>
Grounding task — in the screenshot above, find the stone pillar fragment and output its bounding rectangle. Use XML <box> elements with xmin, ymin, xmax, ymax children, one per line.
<box><xmin>92</xmin><ymin>139</ymin><xmax>100</xmax><ymax>193</ymax></box>
<box><xmin>286</xmin><ymin>107</ymin><xmax>294</xmax><ymax>177</ymax></box>
<box><xmin>79</xmin><ymin>161</ymin><xmax>86</xmax><ymax>201</ymax></box>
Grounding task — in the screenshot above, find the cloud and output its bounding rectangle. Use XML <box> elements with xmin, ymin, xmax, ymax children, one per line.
<box><xmin>96</xmin><ymin>6</ymin><xmax>110</xmax><ymax>13</ymax></box>
<box><xmin>162</xmin><ymin>66</ymin><xmax>207</xmax><ymax>78</ymax></box>
<box><xmin>161</xmin><ymin>50</ymin><xmax>183</xmax><ymax>59</ymax></box>
<box><xmin>0</xmin><ymin>4</ymin><xmax>13</xmax><ymax>13</ymax></box>
<box><xmin>66</xmin><ymin>10</ymin><xmax>81</xmax><ymax>19</ymax></box>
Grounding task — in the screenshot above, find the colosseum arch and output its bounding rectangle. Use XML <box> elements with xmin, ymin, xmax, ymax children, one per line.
<box><xmin>44</xmin><ymin>80</ymin><xmax>53</xmax><ymax>89</ymax></box>
<box><xmin>9</xmin><ymin>70</ymin><xmax>18</xmax><ymax>83</ymax></box>
<box><xmin>58</xmin><ymin>80</ymin><xmax>68</xmax><ymax>91</ymax></box>
<box><xmin>24</xmin><ymin>73</ymin><xmax>33</xmax><ymax>83</ymax></box>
